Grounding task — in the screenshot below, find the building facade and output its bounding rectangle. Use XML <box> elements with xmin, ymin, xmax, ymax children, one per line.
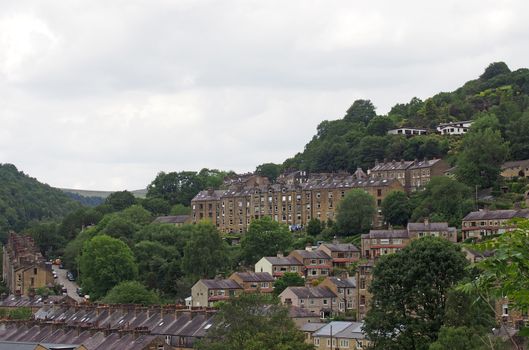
<box><xmin>461</xmin><ymin>209</ymin><xmax>529</xmax><ymax>240</ymax></box>
<box><xmin>191</xmin><ymin>172</ymin><xmax>403</xmax><ymax>234</ymax></box>
<box><xmin>319</xmin><ymin>276</ymin><xmax>356</xmax><ymax>313</ymax></box>
<box><xmin>316</xmin><ymin>243</ymin><xmax>360</xmax><ymax>269</ymax></box>
<box><xmin>2</xmin><ymin>233</ymin><xmax>53</xmax><ymax>296</ymax></box>
<box><xmin>279</xmin><ymin>286</ymin><xmax>338</xmax><ymax>317</ymax></box>
<box><xmin>228</xmin><ymin>272</ymin><xmax>274</xmax><ymax>293</ymax></box>
<box><xmin>254</xmin><ymin>255</ymin><xmax>304</xmax><ymax>278</ymax></box>
<box><xmin>191</xmin><ymin>279</ymin><xmax>243</xmax><ymax>307</ymax></box>
<box><xmin>436</xmin><ymin>120</ymin><xmax>473</xmax><ymax>135</ymax></box>
<box><xmin>501</xmin><ymin>159</ymin><xmax>529</xmax><ymax>179</ymax></box>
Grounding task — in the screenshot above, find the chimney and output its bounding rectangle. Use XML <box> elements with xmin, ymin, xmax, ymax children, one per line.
<box><xmin>424</xmin><ymin>217</ymin><xmax>429</xmax><ymax>226</ymax></box>
<box><xmin>305</xmin><ymin>244</ymin><xmax>313</xmax><ymax>252</ymax></box>
<box><xmin>277</xmin><ymin>252</ymin><xmax>284</xmax><ymax>258</ymax></box>
<box><xmin>374</xmin><ymin>159</ymin><xmax>379</xmax><ymax>166</ymax></box>
<box><xmin>383</xmin><ymin>158</ymin><xmax>388</xmax><ymax>164</ymax></box>
<box><xmin>207</xmin><ymin>188</ymin><xmax>214</xmax><ymax>196</ymax></box>
<box><xmin>400</xmin><ymin>159</ymin><xmax>405</xmax><ymax>165</ymax></box>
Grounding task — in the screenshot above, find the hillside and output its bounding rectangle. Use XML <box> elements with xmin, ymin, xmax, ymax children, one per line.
<box><xmin>282</xmin><ymin>62</ymin><xmax>529</xmax><ymax>173</ymax></box>
<box><xmin>0</xmin><ymin>163</ymin><xmax>81</xmax><ymax>239</ymax></box>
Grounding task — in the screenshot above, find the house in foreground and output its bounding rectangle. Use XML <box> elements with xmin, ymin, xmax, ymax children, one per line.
<box><xmin>279</xmin><ymin>286</ymin><xmax>338</xmax><ymax>318</ymax></box>
<box><xmin>302</xmin><ymin>321</ymin><xmax>370</xmax><ymax>350</ymax></box>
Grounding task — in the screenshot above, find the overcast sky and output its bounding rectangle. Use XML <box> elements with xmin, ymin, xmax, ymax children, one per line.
<box><xmin>1</xmin><ymin>1</ymin><xmax>528</xmax><ymax>191</ymax></box>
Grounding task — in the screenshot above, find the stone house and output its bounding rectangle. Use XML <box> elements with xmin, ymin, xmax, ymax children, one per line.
<box><xmin>2</xmin><ymin>233</ymin><xmax>54</xmax><ymax>296</ymax></box>
<box><xmin>228</xmin><ymin>272</ymin><xmax>274</xmax><ymax>293</ymax></box>
<box><xmin>307</xmin><ymin>321</ymin><xmax>370</xmax><ymax>350</ymax></box>
<box><xmin>254</xmin><ymin>255</ymin><xmax>304</xmax><ymax>278</ymax></box>
<box><xmin>461</xmin><ymin>209</ymin><xmax>529</xmax><ymax>240</ymax></box>
<box><xmin>288</xmin><ymin>249</ymin><xmax>333</xmax><ymax>280</ymax></box>
<box><xmin>317</xmin><ymin>243</ymin><xmax>360</xmax><ymax>269</ymax></box>
<box><xmin>501</xmin><ymin>159</ymin><xmax>529</xmax><ymax>179</ymax></box>
<box><xmin>191</xmin><ymin>279</ymin><xmax>243</xmax><ymax>307</ymax></box>
<box><xmin>279</xmin><ymin>286</ymin><xmax>338</xmax><ymax>318</ymax></box>
<box><xmin>319</xmin><ymin>276</ymin><xmax>356</xmax><ymax>313</ymax></box>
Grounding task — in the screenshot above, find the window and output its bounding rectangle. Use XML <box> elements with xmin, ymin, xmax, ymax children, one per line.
<box><xmin>323</xmin><ymin>299</ymin><xmax>328</xmax><ymax>305</ymax></box>
<box><xmin>360</xmin><ymin>295</ymin><xmax>366</xmax><ymax>306</ymax></box>
<box><xmin>502</xmin><ymin>304</ymin><xmax>509</xmax><ymax>316</ymax></box>
<box><xmin>290</xmin><ymin>266</ymin><xmax>297</xmax><ymax>272</ymax></box>
<box><xmin>340</xmin><ymin>339</ymin><xmax>349</xmax><ymax>347</ymax></box>
<box><xmin>314</xmin><ymin>338</ymin><xmax>320</xmax><ymax>345</ymax></box>
<box><xmin>34</xmin><ymin>268</ymin><xmax>38</xmax><ymax>275</ymax></box>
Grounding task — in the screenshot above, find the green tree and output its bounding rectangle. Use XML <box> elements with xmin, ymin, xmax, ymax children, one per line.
<box><xmin>363</xmin><ymin>237</ymin><xmax>468</xmax><ymax>350</ymax></box>
<box><xmin>140</xmin><ymin>197</ymin><xmax>171</xmax><ymax>215</ymax></box>
<box><xmin>367</xmin><ymin>116</ymin><xmax>395</xmax><ymax>136</ymax></box>
<box><xmin>240</xmin><ymin>217</ymin><xmax>293</xmax><ymax>265</ymax></box>
<box><xmin>480</xmin><ymin>62</ymin><xmax>511</xmax><ymax>80</ymax></box>
<box><xmin>147</xmin><ymin>171</ymin><xmax>204</xmax><ymax>206</ymax></box>
<box><xmin>195</xmin><ymin>293</ymin><xmax>313</xmax><ymax>350</ymax></box>
<box><xmin>344</xmin><ymin>99</ymin><xmax>377</xmax><ymax>125</ymax></box>
<box><xmin>506</xmin><ymin>111</ymin><xmax>529</xmax><ymax>160</ymax></box>
<box><xmin>102</xmin><ymin>281</ymin><xmax>160</xmax><ymax>305</ymax></box>
<box><xmin>255</xmin><ymin>163</ymin><xmax>281</xmax><ymax>182</ymax></box>
<box><xmin>411</xmin><ymin>177</ymin><xmax>474</xmax><ymax>227</ymax></box>
<box><xmin>429</xmin><ymin>327</ymin><xmax>488</xmax><ymax>350</ymax></box>
<box><xmin>381</xmin><ymin>190</ymin><xmax>411</xmax><ymax>227</ymax></box>
<box><xmin>456</xmin><ymin>128</ymin><xmax>509</xmax><ymax>188</ymax></box>
<box><xmin>105</xmin><ymin>190</ymin><xmax>136</xmax><ymax>211</ymax></box>
<box><xmin>306</xmin><ymin>218</ymin><xmax>323</xmax><ymax>236</ymax></box>
<box><xmin>181</xmin><ymin>223</ymin><xmax>228</xmax><ymax>279</ymax></box>
<box><xmin>273</xmin><ymin>272</ymin><xmax>305</xmax><ymax>296</ymax></box>
<box><xmin>170</xmin><ymin>204</ymin><xmax>192</xmax><ymax>215</ymax></box>
<box><xmin>335</xmin><ymin>189</ymin><xmax>376</xmax><ymax>235</ymax></box>
<box><xmin>79</xmin><ymin>234</ymin><xmax>138</xmax><ymax>300</ymax></box>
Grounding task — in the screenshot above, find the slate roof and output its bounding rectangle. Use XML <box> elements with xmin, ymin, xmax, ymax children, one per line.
<box><xmin>319</xmin><ymin>243</ymin><xmax>360</xmax><ymax>253</ymax></box>
<box><xmin>199</xmin><ymin>279</ymin><xmax>243</xmax><ymax>290</ymax></box>
<box><xmin>407</xmin><ymin>222</ymin><xmax>449</xmax><ymax>231</ymax></box>
<box><xmin>362</xmin><ymin>230</ymin><xmax>410</xmax><ymax>239</ymax></box>
<box><xmin>462</xmin><ymin>209</ymin><xmax>529</xmax><ymax>221</ymax></box>
<box><xmin>290</xmin><ymin>250</ymin><xmax>331</xmax><ymax>260</ymax></box>
<box><xmin>262</xmin><ymin>256</ymin><xmax>303</xmax><ymax>266</ymax></box>
<box><xmin>285</xmin><ymin>286</ymin><xmax>337</xmax><ymax>299</ymax></box>
<box><xmin>288</xmin><ymin>306</ymin><xmax>320</xmax><ymax>319</ymax></box>
<box><xmin>409</xmin><ymin>158</ymin><xmax>442</xmax><ymax>170</ymax></box>
<box><xmin>230</xmin><ymin>272</ymin><xmax>274</xmax><ymax>282</ymax></box>
<box><xmin>300</xmin><ymin>322</ymin><xmax>326</xmax><ymax>332</ymax></box>
<box><xmin>502</xmin><ymin>159</ymin><xmax>529</xmax><ymax>169</ymax></box>
<box><xmin>153</xmin><ymin>215</ymin><xmax>190</xmax><ymax>224</ymax></box>
<box><xmin>326</xmin><ymin>276</ymin><xmax>356</xmax><ymax>288</ymax></box>
<box><xmin>311</xmin><ymin>321</ymin><xmax>367</xmax><ymax>339</ymax></box>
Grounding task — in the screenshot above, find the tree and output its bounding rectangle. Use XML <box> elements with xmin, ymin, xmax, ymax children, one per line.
<box><xmin>335</xmin><ymin>189</ymin><xmax>376</xmax><ymax>235</ymax></box>
<box><xmin>363</xmin><ymin>237</ymin><xmax>468</xmax><ymax>350</ymax></box>
<box><xmin>273</xmin><ymin>272</ymin><xmax>305</xmax><ymax>296</ymax></box>
<box><xmin>506</xmin><ymin>111</ymin><xmax>529</xmax><ymax>160</ymax></box>
<box><xmin>411</xmin><ymin>177</ymin><xmax>474</xmax><ymax>227</ymax></box>
<box><xmin>181</xmin><ymin>223</ymin><xmax>228</xmax><ymax>279</ymax></box>
<box><xmin>381</xmin><ymin>191</ymin><xmax>411</xmax><ymax>227</ymax></box>
<box><xmin>255</xmin><ymin>163</ymin><xmax>281</xmax><ymax>182</ymax></box>
<box><xmin>456</xmin><ymin>128</ymin><xmax>509</xmax><ymax>189</ymax></box>
<box><xmin>367</xmin><ymin>116</ymin><xmax>395</xmax><ymax>136</ymax></box>
<box><xmin>240</xmin><ymin>217</ymin><xmax>293</xmax><ymax>265</ymax></box>
<box><xmin>195</xmin><ymin>293</ymin><xmax>313</xmax><ymax>350</ymax></box>
<box><xmin>140</xmin><ymin>197</ymin><xmax>171</xmax><ymax>215</ymax></box>
<box><xmin>105</xmin><ymin>190</ymin><xmax>136</xmax><ymax>211</ymax></box>
<box><xmin>102</xmin><ymin>281</ymin><xmax>160</xmax><ymax>305</ymax></box>
<box><xmin>147</xmin><ymin>171</ymin><xmax>204</xmax><ymax>206</ymax></box>
<box><xmin>344</xmin><ymin>99</ymin><xmax>377</xmax><ymax>125</ymax></box>
<box><xmin>480</xmin><ymin>62</ymin><xmax>511</xmax><ymax>80</ymax></box>
<box><xmin>170</xmin><ymin>204</ymin><xmax>191</xmax><ymax>215</ymax></box>
<box><xmin>79</xmin><ymin>234</ymin><xmax>138</xmax><ymax>300</ymax></box>
<box><xmin>306</xmin><ymin>218</ymin><xmax>323</xmax><ymax>236</ymax></box>
<box><xmin>429</xmin><ymin>327</ymin><xmax>488</xmax><ymax>350</ymax></box>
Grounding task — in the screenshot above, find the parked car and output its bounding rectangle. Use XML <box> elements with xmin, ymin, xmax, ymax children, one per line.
<box><xmin>67</xmin><ymin>272</ymin><xmax>75</xmax><ymax>281</ymax></box>
<box><xmin>61</xmin><ymin>287</ymin><xmax>67</xmax><ymax>295</ymax></box>
<box><xmin>76</xmin><ymin>287</ymin><xmax>83</xmax><ymax>297</ymax></box>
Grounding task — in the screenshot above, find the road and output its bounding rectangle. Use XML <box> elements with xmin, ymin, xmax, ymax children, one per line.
<box><xmin>52</xmin><ymin>265</ymin><xmax>84</xmax><ymax>303</ymax></box>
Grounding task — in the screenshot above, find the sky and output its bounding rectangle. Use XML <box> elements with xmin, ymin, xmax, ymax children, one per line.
<box><xmin>1</xmin><ymin>1</ymin><xmax>529</xmax><ymax>191</ymax></box>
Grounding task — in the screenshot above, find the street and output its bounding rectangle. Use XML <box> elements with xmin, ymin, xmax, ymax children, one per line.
<box><xmin>52</xmin><ymin>265</ymin><xmax>84</xmax><ymax>303</ymax></box>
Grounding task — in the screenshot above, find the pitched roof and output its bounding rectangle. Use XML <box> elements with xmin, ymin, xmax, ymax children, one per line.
<box><xmin>300</xmin><ymin>322</ymin><xmax>326</xmax><ymax>332</ymax></box>
<box><xmin>326</xmin><ymin>276</ymin><xmax>356</xmax><ymax>288</ymax></box>
<box><xmin>312</xmin><ymin>321</ymin><xmax>353</xmax><ymax>337</ymax></box>
<box><xmin>283</xmin><ymin>286</ymin><xmax>337</xmax><ymax>299</ymax></box>
<box><xmin>462</xmin><ymin>209</ymin><xmax>529</xmax><ymax>221</ymax></box>
<box><xmin>370</xmin><ymin>160</ymin><xmax>413</xmax><ymax>172</ymax></box>
<box><xmin>230</xmin><ymin>272</ymin><xmax>274</xmax><ymax>282</ymax></box>
<box><xmin>199</xmin><ymin>279</ymin><xmax>242</xmax><ymax>289</ymax></box>
<box><xmin>319</xmin><ymin>243</ymin><xmax>360</xmax><ymax>253</ymax></box>
<box><xmin>407</xmin><ymin>222</ymin><xmax>449</xmax><ymax>231</ymax></box>
<box><xmin>261</xmin><ymin>256</ymin><xmax>303</xmax><ymax>265</ymax></box>
<box><xmin>290</xmin><ymin>250</ymin><xmax>331</xmax><ymax>260</ymax></box>
<box><xmin>289</xmin><ymin>306</ymin><xmax>320</xmax><ymax>319</ymax></box>
<box><xmin>502</xmin><ymin>159</ymin><xmax>529</xmax><ymax>169</ymax></box>
<box><xmin>362</xmin><ymin>230</ymin><xmax>410</xmax><ymax>239</ymax></box>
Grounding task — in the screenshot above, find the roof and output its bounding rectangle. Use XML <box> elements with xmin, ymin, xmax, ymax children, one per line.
<box><xmin>362</xmin><ymin>230</ymin><xmax>410</xmax><ymax>239</ymax></box>
<box><xmin>283</xmin><ymin>286</ymin><xmax>337</xmax><ymax>299</ymax></box>
<box><xmin>407</xmin><ymin>222</ymin><xmax>450</xmax><ymax>231</ymax></box>
<box><xmin>319</xmin><ymin>243</ymin><xmax>360</xmax><ymax>253</ymax></box>
<box><xmin>198</xmin><ymin>279</ymin><xmax>243</xmax><ymax>290</ymax></box>
<box><xmin>290</xmin><ymin>250</ymin><xmax>331</xmax><ymax>260</ymax></box>
<box><xmin>312</xmin><ymin>321</ymin><xmax>366</xmax><ymax>339</ymax></box>
<box><xmin>300</xmin><ymin>322</ymin><xmax>326</xmax><ymax>332</ymax></box>
<box><xmin>502</xmin><ymin>159</ymin><xmax>529</xmax><ymax>169</ymax></box>
<box><xmin>153</xmin><ymin>215</ymin><xmax>189</xmax><ymax>224</ymax></box>
<box><xmin>326</xmin><ymin>276</ymin><xmax>356</xmax><ymax>288</ymax></box>
<box><xmin>261</xmin><ymin>256</ymin><xmax>303</xmax><ymax>266</ymax></box>
<box><xmin>462</xmin><ymin>209</ymin><xmax>529</xmax><ymax>221</ymax></box>
<box><xmin>230</xmin><ymin>272</ymin><xmax>274</xmax><ymax>282</ymax></box>
<box><xmin>370</xmin><ymin>160</ymin><xmax>413</xmax><ymax>172</ymax></box>
<box><xmin>408</xmin><ymin>158</ymin><xmax>442</xmax><ymax>170</ymax></box>
<box><xmin>438</xmin><ymin>120</ymin><xmax>473</xmax><ymax>127</ymax></box>
<box><xmin>289</xmin><ymin>306</ymin><xmax>320</xmax><ymax>319</ymax></box>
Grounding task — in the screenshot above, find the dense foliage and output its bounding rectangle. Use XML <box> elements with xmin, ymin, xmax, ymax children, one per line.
<box><xmin>240</xmin><ymin>217</ymin><xmax>293</xmax><ymax>265</ymax></box>
<box><xmin>335</xmin><ymin>189</ymin><xmax>376</xmax><ymax>235</ymax></box>
<box><xmin>0</xmin><ymin>163</ymin><xmax>80</xmax><ymax>241</ymax></box>
<box><xmin>195</xmin><ymin>293</ymin><xmax>313</xmax><ymax>350</ymax></box>
<box><xmin>282</xmin><ymin>63</ymin><xmax>529</xmax><ymax>181</ymax></box>
<box><xmin>364</xmin><ymin>237</ymin><xmax>469</xmax><ymax>350</ymax></box>
<box><xmin>102</xmin><ymin>281</ymin><xmax>160</xmax><ymax>305</ymax></box>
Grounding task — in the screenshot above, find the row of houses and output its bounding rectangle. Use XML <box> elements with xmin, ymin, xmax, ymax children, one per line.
<box><xmin>191</xmin><ymin>158</ymin><xmax>448</xmax><ymax>234</ymax></box>
<box><xmin>387</xmin><ymin>120</ymin><xmax>473</xmax><ymax>136</ymax></box>
<box><xmin>2</xmin><ymin>233</ymin><xmax>54</xmax><ymax>297</ymax></box>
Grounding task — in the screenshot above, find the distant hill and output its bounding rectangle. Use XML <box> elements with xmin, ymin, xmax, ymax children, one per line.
<box><xmin>0</xmin><ymin>163</ymin><xmax>81</xmax><ymax>238</ymax></box>
<box><xmin>60</xmin><ymin>188</ymin><xmax>147</xmax><ymax>199</ymax></box>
